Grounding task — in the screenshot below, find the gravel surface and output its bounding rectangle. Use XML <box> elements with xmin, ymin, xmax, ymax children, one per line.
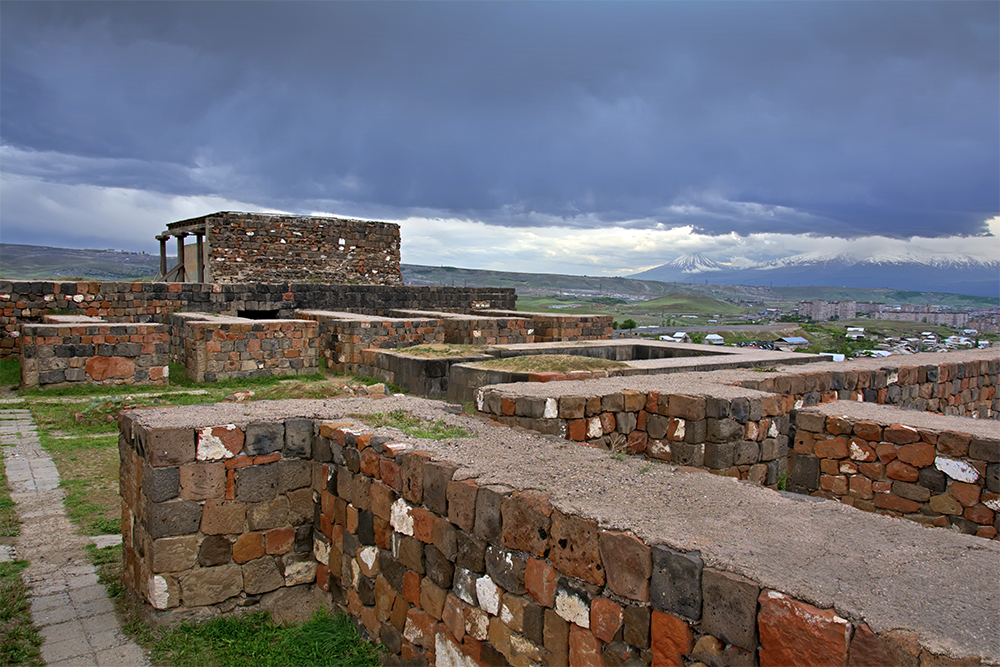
<box><xmin>127</xmin><ymin>395</ymin><xmax>1000</xmax><ymax>662</ymax></box>
<box><xmin>482</xmin><ymin>372</ymin><xmax>775</xmax><ymax>400</ymax></box>
<box><xmin>809</xmin><ymin>401</ymin><xmax>1000</xmax><ymax>439</ymax></box>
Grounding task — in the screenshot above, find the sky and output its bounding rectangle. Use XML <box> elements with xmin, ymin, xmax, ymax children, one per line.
<box><xmin>1</xmin><ymin>1</ymin><xmax>998</xmax><ymax>276</ymax></box>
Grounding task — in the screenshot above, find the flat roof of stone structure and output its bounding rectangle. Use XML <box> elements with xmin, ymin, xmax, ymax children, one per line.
<box><xmin>296</xmin><ymin>310</ymin><xmax>440</xmax><ymax>323</ymax></box>
<box><xmin>126</xmin><ymin>395</ymin><xmax>1000</xmax><ymax>662</ymax></box>
<box><xmin>804</xmin><ymin>400</ymin><xmax>1000</xmax><ymax>441</ymax></box>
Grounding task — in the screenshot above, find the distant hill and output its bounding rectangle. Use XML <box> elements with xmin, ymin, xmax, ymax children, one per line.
<box><xmin>1</xmin><ymin>244</ymin><xmax>995</xmax><ymax>310</ymax></box>
<box><xmin>634</xmin><ymin>252</ymin><xmax>1000</xmax><ymax>298</ymax></box>
<box><xmin>0</xmin><ymin>244</ymin><xmax>161</xmax><ymax>280</ymax></box>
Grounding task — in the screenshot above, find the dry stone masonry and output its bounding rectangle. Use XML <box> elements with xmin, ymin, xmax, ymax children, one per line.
<box><xmin>117</xmin><ymin>396</ymin><xmax>1000</xmax><ymax>665</ymax></box>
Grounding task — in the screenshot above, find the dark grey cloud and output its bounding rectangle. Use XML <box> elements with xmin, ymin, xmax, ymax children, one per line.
<box><xmin>2</xmin><ymin>1</ymin><xmax>997</xmax><ymax>240</ymax></box>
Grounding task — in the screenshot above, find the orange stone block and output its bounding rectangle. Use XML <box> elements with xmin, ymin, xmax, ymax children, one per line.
<box><xmin>590</xmin><ymin>597</ymin><xmax>622</xmax><ymax>643</ymax></box>
<box><xmin>758</xmin><ymin>590</ymin><xmax>850</xmax><ymax>667</ymax></box>
<box><xmin>650</xmin><ymin>610</ymin><xmax>693</xmax><ymax>667</ymax></box>
<box><xmin>568</xmin><ymin>624</ymin><xmax>603</xmax><ymax>667</ymax></box>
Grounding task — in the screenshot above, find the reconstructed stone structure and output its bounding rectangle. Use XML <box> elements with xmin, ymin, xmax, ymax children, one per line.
<box><xmin>118</xmin><ymin>353</ymin><xmax>1000</xmax><ymax>665</ymax></box>
<box><xmin>156</xmin><ymin>212</ymin><xmax>402</xmax><ymax>285</ymax></box>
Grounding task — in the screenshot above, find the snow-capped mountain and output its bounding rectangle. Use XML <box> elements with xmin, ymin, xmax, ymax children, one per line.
<box><xmin>634</xmin><ymin>252</ymin><xmax>999</xmax><ymax>297</ymax></box>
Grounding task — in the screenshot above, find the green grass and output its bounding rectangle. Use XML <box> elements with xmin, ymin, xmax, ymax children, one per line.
<box><xmin>471</xmin><ymin>354</ymin><xmax>627</xmax><ymax>374</ymax></box>
<box><xmin>0</xmin><ymin>465</ymin><xmax>18</xmax><ymax>538</ymax></box>
<box><xmin>0</xmin><ymin>358</ymin><xmax>20</xmax><ymax>387</ymax></box>
<box><xmin>40</xmin><ymin>433</ymin><xmax>121</xmax><ymax>535</ymax></box>
<box><xmin>0</xmin><ymin>560</ymin><xmax>43</xmax><ymax>666</ymax></box>
<box><xmin>84</xmin><ymin>543</ymin><xmax>125</xmax><ymax>599</ymax></box>
<box><xmin>632</xmin><ymin>292</ymin><xmax>744</xmax><ymax>316</ymax></box>
<box><xmin>391</xmin><ymin>344</ymin><xmax>488</xmax><ymax>358</ymax></box>
<box><xmin>149</xmin><ymin>610</ymin><xmax>380</xmax><ymax>667</ymax></box>
<box><xmin>362</xmin><ymin>409</ymin><xmax>473</xmax><ymax>440</ymax></box>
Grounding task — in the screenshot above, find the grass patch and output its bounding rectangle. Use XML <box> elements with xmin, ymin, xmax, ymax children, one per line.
<box><xmin>41</xmin><ymin>433</ymin><xmax>121</xmax><ymax>535</ymax></box>
<box><xmin>0</xmin><ymin>465</ymin><xmax>18</xmax><ymax>538</ymax></box>
<box><xmin>84</xmin><ymin>543</ymin><xmax>124</xmax><ymax>599</ymax></box>
<box><xmin>251</xmin><ymin>380</ymin><xmax>348</xmax><ymax>401</ymax></box>
<box><xmin>471</xmin><ymin>354</ymin><xmax>627</xmax><ymax>374</ymax></box>
<box><xmin>362</xmin><ymin>410</ymin><xmax>473</xmax><ymax>440</ymax></box>
<box><xmin>0</xmin><ymin>560</ymin><xmax>44</xmax><ymax>667</ymax></box>
<box><xmin>149</xmin><ymin>609</ymin><xmax>380</xmax><ymax>667</ymax></box>
<box><xmin>392</xmin><ymin>344</ymin><xmax>488</xmax><ymax>358</ymax></box>
<box><xmin>0</xmin><ymin>358</ymin><xmax>20</xmax><ymax>387</ymax></box>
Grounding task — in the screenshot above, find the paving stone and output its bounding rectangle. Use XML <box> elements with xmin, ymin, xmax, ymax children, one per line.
<box><xmin>651</xmin><ymin>545</ymin><xmax>702</xmax><ymax>621</ymax></box>
<box><xmin>700</xmin><ymin>569</ymin><xmax>759</xmax><ymax>652</ymax></box>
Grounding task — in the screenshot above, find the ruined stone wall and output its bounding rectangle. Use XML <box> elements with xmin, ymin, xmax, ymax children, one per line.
<box><xmin>169</xmin><ymin>314</ymin><xmax>319</xmax><ymax>383</ymax></box>
<box><xmin>203</xmin><ymin>213</ymin><xmax>402</xmax><ymax>285</ymax></box>
<box><xmin>483</xmin><ymin>310</ymin><xmax>614</xmax><ymax>342</ymax></box>
<box><xmin>791</xmin><ymin>404</ymin><xmax>999</xmax><ymax>539</ymax></box>
<box><xmin>391</xmin><ymin>310</ymin><xmax>536</xmax><ymax>346</ymax></box>
<box><xmin>20</xmin><ymin>321</ymin><xmax>169</xmax><ymax>388</ymax></box>
<box><xmin>119</xmin><ymin>406</ymin><xmax>995</xmax><ymax>665</ymax></box>
<box><xmin>0</xmin><ymin>280</ymin><xmax>516</xmax><ymax>358</ymax></box>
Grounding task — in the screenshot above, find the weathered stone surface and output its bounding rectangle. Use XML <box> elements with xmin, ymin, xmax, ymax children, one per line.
<box><xmin>423</xmin><ymin>461</ymin><xmax>459</xmax><ymax>516</ymax></box>
<box><xmin>651</xmin><ymin>545</ymin><xmax>702</xmax><ymax>621</ymax></box>
<box><xmin>651</xmin><ymin>610</ymin><xmax>693</xmax><ymax>667</ymax></box>
<box><xmin>554</xmin><ymin>578</ymin><xmax>591</xmax><ymax>628</ymax></box>
<box><xmin>201</xmin><ymin>499</ymin><xmax>246</xmax><ymax>535</ymax></box>
<box><xmin>424</xmin><ymin>544</ymin><xmax>455</xmax><ymax>589</ymax></box>
<box><xmin>281</xmin><ymin>555</ymin><xmax>317</xmax><ymax>586</ymax></box>
<box><xmin>623</xmin><ymin>604</ymin><xmax>651</xmax><ymax>649</ymax></box>
<box><xmin>197</xmin><ymin>425</ymin><xmax>244</xmax><ymax>461</ymax></box>
<box><xmin>248</xmin><ymin>496</ymin><xmax>289</xmax><ymax>531</ymax></box>
<box><xmin>896</xmin><ymin>443</ymin><xmax>936</xmax><ymax>468</ymax></box>
<box><xmin>447</xmin><ymin>479</ymin><xmax>478</xmax><ymax>532</ymax></box>
<box><xmin>599</xmin><ymin>531</ymin><xmax>651</xmax><ymax>602</ymax></box>
<box><xmin>525</xmin><ymin>557</ymin><xmax>558</xmax><ymax>608</ymax></box>
<box><xmin>568</xmin><ymin>624</ymin><xmax>602</xmax><ymax>667</ymax></box>
<box><xmin>143</xmin><ymin>427</ymin><xmax>196</xmax><ymax>467</ymax></box>
<box><xmin>233</xmin><ymin>532</ymin><xmax>265</xmax><ymax>563</ymax></box>
<box><xmin>398</xmin><ymin>451</ymin><xmax>430</xmax><ymax>504</ymax></box>
<box><xmin>758</xmin><ymin>590</ymin><xmax>851</xmax><ymax>667</ymax></box>
<box><xmin>235</xmin><ymin>463</ymin><xmax>278</xmax><ymax>502</ymax></box>
<box><xmin>143</xmin><ymin>464</ymin><xmax>180</xmax><ymax>502</ymax></box>
<box><xmin>178</xmin><ymin>563</ymin><xmax>243</xmax><ymax>607</ymax></box>
<box><xmin>929</xmin><ymin>493</ymin><xmax>964</xmax><ymax>515</ymax></box>
<box><xmin>590</xmin><ymin>597</ymin><xmax>622</xmax><ymax>644</ymax></box>
<box><xmin>501</xmin><ymin>491</ymin><xmax>552</xmax><ymax>557</ymax></box>
<box><xmin>243</xmin><ymin>556</ymin><xmax>285</xmax><ymax>595</ymax></box>
<box><xmin>283</xmin><ymin>418</ymin><xmax>313</xmax><ymax>458</ymax></box>
<box><xmin>245</xmin><ymin>422</ymin><xmax>285</xmax><ymax>456</ymax></box>
<box><xmin>548</xmin><ymin>510</ymin><xmax>605</xmax><ymax>586</ymax></box>
<box><xmin>700</xmin><ymin>569</ymin><xmax>759</xmax><ymax>652</ymax></box>
<box><xmin>179</xmin><ymin>462</ymin><xmax>225</xmax><ymax>500</ymax></box>
<box><xmin>485</xmin><ymin>545</ymin><xmax>528</xmax><ymax>595</ymax></box>
<box><xmin>937</xmin><ymin>431</ymin><xmax>972</xmax><ymax>457</ymax></box>
<box><xmin>544</xmin><ymin>608</ymin><xmax>570</xmax><ymax>663</ymax></box>
<box><xmin>969</xmin><ymin>439</ymin><xmax>1000</xmax><ymax>463</ymax></box>
<box><xmin>276</xmin><ymin>460</ymin><xmax>311</xmax><ymax>493</ymax></box>
<box><xmin>884</xmin><ymin>424</ymin><xmax>921</xmax><ymax>444</ymax></box>
<box><xmin>147</xmin><ymin>499</ymin><xmax>202</xmax><ymax>538</ymax></box>
<box><xmin>848</xmin><ymin>622</ymin><xmax>897</xmax><ymax>667</ymax></box>
<box><xmin>199</xmin><ymin>535</ymin><xmax>232</xmax><ymax>567</ymax></box>
<box><xmin>456</xmin><ymin>531</ymin><xmax>487</xmax><ymax>573</ymax></box>
<box><xmin>474</xmin><ymin>484</ymin><xmax>509</xmax><ymax>546</ymax></box>
<box><xmin>151</xmin><ymin>535</ymin><xmax>198</xmax><ymax>573</ymax></box>
<box><xmin>814</xmin><ymin>437</ymin><xmax>849</xmax><ymax>460</ymax></box>
<box><xmin>86</xmin><ymin>355</ymin><xmax>133</xmax><ymax>381</ymax></box>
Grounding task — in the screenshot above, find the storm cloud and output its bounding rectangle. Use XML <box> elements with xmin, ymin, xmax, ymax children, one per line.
<box><xmin>1</xmin><ymin>1</ymin><xmax>997</xmax><ymax>263</ymax></box>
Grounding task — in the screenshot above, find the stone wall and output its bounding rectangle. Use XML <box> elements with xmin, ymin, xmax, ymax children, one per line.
<box><xmin>198</xmin><ymin>213</ymin><xmax>402</xmax><ymax>285</ymax></box>
<box><xmin>20</xmin><ymin>320</ymin><xmax>169</xmax><ymax>388</ymax></box>
<box><xmin>294</xmin><ymin>311</ymin><xmax>446</xmax><ymax>373</ymax></box>
<box><xmin>118</xmin><ymin>400</ymin><xmax>1000</xmax><ymax>665</ymax></box>
<box><xmin>0</xmin><ymin>280</ymin><xmax>516</xmax><ymax>358</ymax></box>
<box><xmin>483</xmin><ymin>310</ymin><xmax>614</xmax><ymax>342</ymax></box>
<box><xmin>169</xmin><ymin>313</ymin><xmax>319</xmax><ymax>383</ymax></box>
<box><xmin>790</xmin><ymin>402</ymin><xmax>999</xmax><ymax>539</ymax></box>
<box><xmin>390</xmin><ymin>310</ymin><xmax>536</xmax><ymax>346</ymax></box>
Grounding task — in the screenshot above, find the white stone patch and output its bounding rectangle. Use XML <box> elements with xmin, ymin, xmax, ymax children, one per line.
<box><xmin>472</xmin><ymin>330</ymin><xmax>482</xmax><ymax>338</ymax></box>
<box><xmin>149</xmin><ymin>575</ymin><xmax>171</xmax><ymax>610</ymax></box>
<box><xmin>543</xmin><ymin>398</ymin><xmax>558</xmax><ymax>419</ymax></box>
<box><xmin>887</xmin><ymin>371</ymin><xmax>898</xmax><ymax>385</ymax></box>
<box><xmin>587</xmin><ymin>417</ymin><xmax>603</xmax><ymax>439</ymax></box>
<box><xmin>768</xmin><ymin>421</ymin><xmax>779</xmax><ymax>438</ymax></box>
<box><xmin>984</xmin><ymin>497</ymin><xmax>1000</xmax><ymax>512</ymax></box>
<box><xmin>849</xmin><ymin>441</ymin><xmax>869</xmax><ymax>461</ymax></box>
<box><xmin>284</xmin><ymin>560</ymin><xmax>317</xmax><ymax>586</ymax></box>
<box><xmin>794</xmin><ymin>399</ymin><xmax>804</xmax><ymax>409</ymax></box>
<box><xmin>475</xmin><ymin>389</ymin><xmax>485</xmax><ymax>413</ymax></box>
<box><xmin>390</xmin><ymin>498</ymin><xmax>415</xmax><ymax>536</ymax></box>
<box><xmin>197</xmin><ymin>425</ymin><xmax>237</xmax><ymax>461</ymax></box>
<box><xmin>73</xmin><ymin>294</ymin><xmax>85</xmax><ymax>302</ymax></box>
<box><xmin>526</xmin><ymin>328</ymin><xmax>534</xmax><ymax>335</ymax></box>
<box><xmin>935</xmin><ymin>456</ymin><xmax>980</xmax><ymax>483</ymax></box>
<box><xmin>351</xmin><ymin>558</ymin><xmax>361</xmax><ymax>588</ymax></box>
<box><xmin>671</xmin><ymin>419</ymin><xmax>686</xmax><ymax>441</ymax></box>
<box><xmin>853</xmin><ymin>392</ymin><xmax>864</xmax><ymax>402</ymax></box>
<box><xmin>359</xmin><ymin>546</ymin><xmax>378</xmax><ymax>571</ymax></box>
<box><xmin>648</xmin><ymin>440</ymin><xmax>671</xmax><ymax>460</ymax></box>
<box><xmin>313</xmin><ymin>537</ymin><xmax>330</xmax><ymax>566</ymax></box>
<box><xmin>43</xmin><ymin>294</ymin><xmax>54</xmax><ymax>302</ymax></box>
<box><xmin>162</xmin><ymin>365</ymin><xmax>170</xmax><ymax>378</ymax></box>
<box><xmin>465</xmin><ymin>607</ymin><xmax>489</xmax><ymax>640</ymax></box>
<box><xmin>500</xmin><ymin>600</ymin><xmax>514</xmax><ymax>625</ymax></box>
<box><xmin>744</xmin><ymin>422</ymin><xmax>759</xmax><ymax>440</ymax></box>
<box><xmin>476</xmin><ymin>575</ymin><xmax>500</xmax><ymax>615</ymax></box>
<box><xmin>436</xmin><ymin>633</ymin><xmax>477</xmax><ymax>667</ymax></box>
<box><xmin>555</xmin><ymin>588</ymin><xmax>590</xmax><ymax>628</ymax></box>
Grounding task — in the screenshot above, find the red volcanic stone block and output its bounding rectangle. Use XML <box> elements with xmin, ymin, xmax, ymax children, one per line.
<box><xmin>849</xmin><ymin>475</ymin><xmax>874</xmax><ymax>500</ymax></box>
<box><xmin>568</xmin><ymin>419</ymin><xmax>587</xmax><ymax>442</ymax></box>
<box><xmin>895</xmin><ymin>443</ymin><xmax>935</xmax><ymax>468</ymax></box>
<box><xmin>501</xmin><ymin>398</ymin><xmax>516</xmax><ymax>416</ymax></box>
<box><xmin>86</xmin><ymin>355</ymin><xmax>134</xmax><ymax>381</ymax></box>
<box><xmin>599</xmin><ymin>412</ymin><xmax>616</xmax><ymax>434</ymax></box>
<box><xmin>848</xmin><ymin>438</ymin><xmax>877</xmax><ymax>462</ymax></box>
<box><xmin>265</xmin><ymin>526</ymin><xmax>295</xmax><ymax>555</ymax></box>
<box><xmin>447</xmin><ymin>479</ymin><xmax>478</xmax><ymax>532</ymax></box>
<box><xmin>501</xmin><ymin>491</ymin><xmax>553</xmax><ymax>557</ymax></box>
<box><xmin>949</xmin><ymin>482</ymin><xmax>981</xmax><ymax>507</ymax></box>
<box><xmin>874</xmin><ymin>494</ymin><xmax>922</xmax><ymax>514</ymax></box>
<box><xmin>525</xmin><ymin>557</ymin><xmax>558</xmax><ymax>608</ymax></box>
<box><xmin>848</xmin><ymin>623</ymin><xmax>896</xmax><ymax>667</ymax></box>
<box><xmin>825</xmin><ymin>415</ymin><xmax>852</xmax><ymax>436</ymax></box>
<box><xmin>548</xmin><ymin>511</ymin><xmax>605</xmax><ymax>586</ymax></box>
<box><xmin>668</xmin><ymin>395</ymin><xmax>706</xmax><ymax>421</ymax></box>
<box><xmin>937</xmin><ymin>431</ymin><xmax>972</xmax><ymax>457</ymax></box>
<box><xmin>179</xmin><ymin>462</ymin><xmax>225</xmax><ymax>501</ymax></box>
<box><xmin>884</xmin><ymin>424</ymin><xmax>920</xmax><ymax>444</ymax></box>
<box><xmin>758</xmin><ymin>591</ymin><xmax>850</xmax><ymax>667</ymax></box>
<box><xmin>876</xmin><ymin>443</ymin><xmax>897</xmax><ymax>464</ymax></box>
<box><xmin>814</xmin><ymin>437</ymin><xmax>849</xmax><ymax>460</ymax></box>
<box><xmin>886</xmin><ymin>460</ymin><xmax>919</xmax><ymax>483</ymax></box>
<box><xmin>568</xmin><ymin>624</ymin><xmax>602</xmax><ymax>667</ymax></box>
<box><xmin>232</xmin><ymin>532</ymin><xmax>265</xmax><ymax>563</ymax></box>
<box><xmin>599</xmin><ymin>531</ymin><xmax>651</xmax><ymax>602</ymax></box>
<box><xmin>651</xmin><ymin>610</ymin><xmax>693</xmax><ymax>667</ymax></box>
<box><xmin>379</xmin><ymin>459</ymin><xmax>401</xmax><ymax>492</ymax></box>
<box><xmin>591</xmin><ymin>597</ymin><xmax>622</xmax><ymax>643</ymax></box>
<box><xmin>965</xmin><ymin>504</ymin><xmax>994</xmax><ymax>525</ymax></box>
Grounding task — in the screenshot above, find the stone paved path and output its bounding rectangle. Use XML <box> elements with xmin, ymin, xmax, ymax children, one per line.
<box><xmin>1</xmin><ymin>408</ymin><xmax>149</xmax><ymax>666</ymax></box>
